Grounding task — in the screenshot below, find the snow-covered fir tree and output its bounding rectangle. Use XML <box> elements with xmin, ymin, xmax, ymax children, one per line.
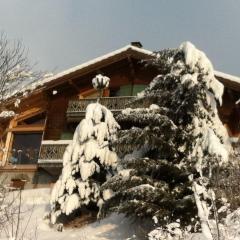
<box><xmin>50</xmin><ymin>75</ymin><xmax>119</xmax><ymax>224</ymax></box>
<box><xmin>100</xmin><ymin>42</ymin><xmax>231</xmax><ymax>238</ymax></box>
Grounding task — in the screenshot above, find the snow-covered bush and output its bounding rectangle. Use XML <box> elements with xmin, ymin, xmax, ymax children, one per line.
<box><xmin>151</xmin><ymin>207</ymin><xmax>240</xmax><ymax>240</ymax></box>
<box><xmin>101</xmin><ymin>42</ymin><xmax>231</xmax><ymax>239</ymax></box>
<box><xmin>50</xmin><ymin>102</ymin><xmax>119</xmax><ymax>224</ymax></box>
<box><xmin>210</xmin><ymin>153</ymin><xmax>240</xmax><ymax>212</ymax></box>
<box><xmin>148</xmin><ymin>222</ymin><xmax>191</xmax><ymax>240</ymax></box>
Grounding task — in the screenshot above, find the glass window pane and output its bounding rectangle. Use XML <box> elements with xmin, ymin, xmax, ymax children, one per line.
<box><xmin>11</xmin><ymin>133</ymin><xmax>42</xmax><ymax>164</ymax></box>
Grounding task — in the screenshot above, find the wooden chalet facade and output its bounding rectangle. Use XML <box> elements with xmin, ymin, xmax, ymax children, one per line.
<box><xmin>0</xmin><ymin>43</ymin><xmax>240</xmax><ymax>188</ymax></box>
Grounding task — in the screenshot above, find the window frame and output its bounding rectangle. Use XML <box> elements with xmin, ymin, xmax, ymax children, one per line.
<box><xmin>2</xmin><ymin>109</ymin><xmax>46</xmax><ymax>168</ymax></box>
<box><xmin>10</xmin><ymin>131</ymin><xmax>43</xmax><ymax>165</ymax></box>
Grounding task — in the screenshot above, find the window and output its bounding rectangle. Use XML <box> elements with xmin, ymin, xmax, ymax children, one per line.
<box><xmin>10</xmin><ymin>133</ymin><xmax>42</xmax><ymax>165</ymax></box>
<box><xmin>17</xmin><ymin>112</ymin><xmax>46</xmax><ymax>126</ymax></box>
<box><xmin>60</xmin><ymin>122</ymin><xmax>78</xmax><ymax>140</ymax></box>
<box><xmin>2</xmin><ymin>110</ymin><xmax>46</xmax><ymax>166</ymax></box>
<box><xmin>113</xmin><ymin>84</ymin><xmax>148</xmax><ymax>96</ymax></box>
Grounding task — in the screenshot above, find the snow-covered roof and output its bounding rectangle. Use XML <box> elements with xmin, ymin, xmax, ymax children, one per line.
<box><xmin>27</xmin><ymin>46</ymin><xmax>240</xmax><ymax>91</ymax></box>
<box><xmin>6</xmin><ymin>44</ymin><xmax>240</xmax><ymax>101</ymax></box>
<box><xmin>11</xmin><ymin>45</ymin><xmax>153</xmax><ymax>97</ymax></box>
<box><xmin>214</xmin><ymin>70</ymin><xmax>240</xmax><ymax>86</ymax></box>
<box><xmin>43</xmin><ymin>44</ymin><xmax>152</xmax><ymax>84</ymax></box>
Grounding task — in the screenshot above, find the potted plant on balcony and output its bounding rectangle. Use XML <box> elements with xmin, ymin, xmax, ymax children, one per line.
<box><xmin>10</xmin><ymin>174</ymin><xmax>29</xmax><ymax>189</ymax></box>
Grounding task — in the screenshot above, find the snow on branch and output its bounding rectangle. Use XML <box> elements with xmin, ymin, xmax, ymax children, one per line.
<box><xmin>50</xmin><ymin>102</ymin><xmax>119</xmax><ymax>224</ymax></box>
<box><xmin>0</xmin><ymin>32</ymin><xmax>44</xmax><ymax>119</ymax></box>
<box><xmin>180</xmin><ymin>41</ymin><xmax>224</xmax><ymax>105</ymax></box>
<box><xmin>92</xmin><ymin>74</ymin><xmax>110</xmax><ymax>90</ymax></box>
<box><xmin>0</xmin><ymin>110</ymin><xmax>15</xmax><ymax>118</ymax></box>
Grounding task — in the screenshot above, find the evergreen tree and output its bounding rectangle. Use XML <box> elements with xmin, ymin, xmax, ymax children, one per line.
<box><xmin>50</xmin><ymin>76</ymin><xmax>119</xmax><ymax>224</ymax></box>
<box><xmin>101</xmin><ymin>42</ymin><xmax>231</xmax><ymax>235</ymax></box>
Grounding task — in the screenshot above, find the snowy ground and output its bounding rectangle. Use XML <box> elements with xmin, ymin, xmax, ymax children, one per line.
<box><xmin>2</xmin><ymin>188</ymin><xmax>137</xmax><ymax>240</ymax></box>
<box><xmin>3</xmin><ymin>188</ymin><xmax>240</xmax><ymax>240</ymax></box>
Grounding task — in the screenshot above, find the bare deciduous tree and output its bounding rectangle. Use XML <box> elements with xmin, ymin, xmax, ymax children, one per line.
<box><xmin>0</xmin><ymin>183</ymin><xmax>37</xmax><ymax>240</ymax></box>
<box><xmin>0</xmin><ymin>32</ymin><xmax>46</xmax><ymax>156</ymax></box>
<box><xmin>0</xmin><ymin>32</ymin><xmax>42</xmax><ymax>115</ymax></box>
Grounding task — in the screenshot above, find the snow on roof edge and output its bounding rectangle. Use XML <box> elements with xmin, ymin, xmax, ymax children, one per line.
<box><xmin>7</xmin><ymin>46</ymin><xmax>240</xmax><ymax>101</ymax></box>
<box><xmin>37</xmin><ymin>49</ymin><xmax>240</xmax><ymax>90</ymax></box>
<box><xmin>214</xmin><ymin>70</ymin><xmax>240</xmax><ymax>85</ymax></box>
<box><xmin>7</xmin><ymin>45</ymin><xmax>153</xmax><ymax>100</ymax></box>
<box><xmin>34</xmin><ymin>45</ymin><xmax>153</xmax><ymax>88</ymax></box>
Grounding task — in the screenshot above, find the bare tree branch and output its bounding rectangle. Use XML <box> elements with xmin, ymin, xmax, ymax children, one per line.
<box><xmin>0</xmin><ymin>32</ymin><xmax>43</xmax><ymax>112</ymax></box>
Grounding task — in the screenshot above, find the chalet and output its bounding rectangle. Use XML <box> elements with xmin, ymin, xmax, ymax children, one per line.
<box><xmin>0</xmin><ymin>42</ymin><xmax>239</xmax><ymax>188</ymax></box>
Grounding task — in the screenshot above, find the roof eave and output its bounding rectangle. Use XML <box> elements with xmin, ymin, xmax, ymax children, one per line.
<box><xmin>40</xmin><ymin>45</ymin><xmax>154</xmax><ymax>90</ymax></box>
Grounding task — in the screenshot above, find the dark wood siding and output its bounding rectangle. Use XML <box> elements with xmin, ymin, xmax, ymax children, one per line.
<box><xmin>44</xmin><ymin>96</ymin><xmax>68</xmax><ymax>140</ymax></box>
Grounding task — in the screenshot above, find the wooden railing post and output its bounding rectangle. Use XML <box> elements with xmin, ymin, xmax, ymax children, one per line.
<box><xmin>1</xmin><ymin>118</ymin><xmax>17</xmax><ymax>166</ymax></box>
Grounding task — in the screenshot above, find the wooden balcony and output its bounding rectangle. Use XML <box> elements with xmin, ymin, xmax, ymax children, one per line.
<box><xmin>66</xmin><ymin>96</ymin><xmax>136</xmax><ymax>121</ymax></box>
<box><xmin>38</xmin><ymin>140</ymin><xmax>71</xmax><ymax>168</ymax></box>
<box><xmin>39</xmin><ymin>97</ymin><xmax>137</xmax><ymax>166</ymax></box>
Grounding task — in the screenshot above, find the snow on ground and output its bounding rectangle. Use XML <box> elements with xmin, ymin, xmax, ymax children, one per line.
<box><xmin>3</xmin><ymin>188</ymin><xmax>136</xmax><ymax>240</ymax></box>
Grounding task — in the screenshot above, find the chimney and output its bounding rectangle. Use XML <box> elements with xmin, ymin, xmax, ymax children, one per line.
<box><xmin>131</xmin><ymin>41</ymin><xmax>143</xmax><ymax>48</ymax></box>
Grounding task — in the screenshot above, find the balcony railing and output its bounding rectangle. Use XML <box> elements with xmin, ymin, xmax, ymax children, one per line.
<box><xmin>38</xmin><ymin>140</ymin><xmax>71</xmax><ymax>166</ymax></box>
<box><xmin>67</xmin><ymin>96</ymin><xmax>136</xmax><ymax>120</ymax></box>
<box><xmin>37</xmin><ymin>133</ymin><xmax>240</xmax><ymax>168</ymax></box>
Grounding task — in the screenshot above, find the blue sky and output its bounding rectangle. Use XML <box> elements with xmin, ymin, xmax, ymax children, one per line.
<box><xmin>0</xmin><ymin>0</ymin><xmax>239</xmax><ymax>75</ymax></box>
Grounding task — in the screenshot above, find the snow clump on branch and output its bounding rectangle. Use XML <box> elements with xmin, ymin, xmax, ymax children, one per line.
<box><xmin>50</xmin><ymin>102</ymin><xmax>119</xmax><ymax>224</ymax></box>
<box><xmin>92</xmin><ymin>74</ymin><xmax>110</xmax><ymax>90</ymax></box>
